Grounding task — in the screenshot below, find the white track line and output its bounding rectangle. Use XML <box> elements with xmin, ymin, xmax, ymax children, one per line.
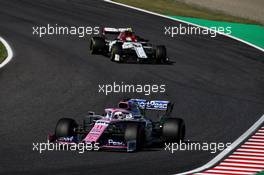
<box><xmin>205</xmin><ymin>169</ymin><xmax>255</xmax><ymax>174</ymax></box>
<box><xmin>213</xmin><ymin>166</ymin><xmax>262</xmax><ymax>171</ymax></box>
<box><xmin>252</xmin><ymin>135</ymin><xmax>264</xmax><ymax>139</ymax></box>
<box><xmin>237</xmin><ymin>148</ymin><xmax>264</xmax><ymax>153</ymax></box>
<box><xmin>242</xmin><ymin>144</ymin><xmax>264</xmax><ymax>149</ymax></box>
<box><xmin>245</xmin><ymin>141</ymin><xmax>264</xmax><ymax>146</ymax></box>
<box><xmin>174</xmin><ymin>114</ymin><xmax>264</xmax><ymax>175</ymax></box>
<box><xmin>196</xmin><ymin>173</ymin><xmax>223</xmax><ymax>175</ymax></box>
<box><xmin>104</xmin><ymin>0</ymin><xmax>264</xmax><ymax>53</ymax></box>
<box><xmin>229</xmin><ymin>155</ymin><xmax>264</xmax><ymax>160</ymax></box>
<box><xmin>224</xmin><ymin>159</ymin><xmax>264</xmax><ymax>164</ymax></box>
<box><xmin>220</xmin><ymin>162</ymin><xmax>264</xmax><ymax>168</ymax></box>
<box><xmin>0</xmin><ymin>37</ymin><xmax>13</xmax><ymax>69</ymax></box>
<box><xmin>249</xmin><ymin>138</ymin><xmax>264</xmax><ymax>142</ymax></box>
<box><xmin>233</xmin><ymin>152</ymin><xmax>264</xmax><ymax>156</ymax></box>
<box><xmin>256</xmin><ymin>133</ymin><xmax>264</xmax><ymax>136</ymax></box>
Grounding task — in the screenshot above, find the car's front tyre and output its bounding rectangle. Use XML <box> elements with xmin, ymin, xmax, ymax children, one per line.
<box><xmin>110</xmin><ymin>44</ymin><xmax>123</xmax><ymax>62</ymax></box>
<box><xmin>155</xmin><ymin>45</ymin><xmax>167</xmax><ymax>64</ymax></box>
<box><xmin>125</xmin><ymin>124</ymin><xmax>145</xmax><ymax>151</ymax></box>
<box><xmin>90</xmin><ymin>37</ymin><xmax>106</xmax><ymax>54</ymax></box>
<box><xmin>55</xmin><ymin>118</ymin><xmax>78</xmax><ymax>138</ymax></box>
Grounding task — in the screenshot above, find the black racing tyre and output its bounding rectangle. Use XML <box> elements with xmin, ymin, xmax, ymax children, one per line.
<box><xmin>110</xmin><ymin>44</ymin><xmax>123</xmax><ymax>62</ymax></box>
<box><xmin>162</xmin><ymin>118</ymin><xmax>185</xmax><ymax>142</ymax></box>
<box><xmin>155</xmin><ymin>45</ymin><xmax>167</xmax><ymax>63</ymax></box>
<box><xmin>90</xmin><ymin>37</ymin><xmax>106</xmax><ymax>54</ymax></box>
<box><xmin>55</xmin><ymin>118</ymin><xmax>78</xmax><ymax>138</ymax></box>
<box><xmin>125</xmin><ymin>124</ymin><xmax>144</xmax><ymax>150</ymax></box>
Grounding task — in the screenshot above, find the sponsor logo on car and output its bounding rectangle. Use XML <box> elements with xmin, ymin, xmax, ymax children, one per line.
<box><xmin>108</xmin><ymin>139</ymin><xmax>125</xmax><ymax>146</ymax></box>
<box><xmin>133</xmin><ymin>99</ymin><xmax>168</xmax><ymax>110</ymax></box>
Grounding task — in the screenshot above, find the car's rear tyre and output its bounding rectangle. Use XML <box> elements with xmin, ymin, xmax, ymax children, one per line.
<box><xmin>110</xmin><ymin>44</ymin><xmax>123</xmax><ymax>62</ymax></box>
<box><xmin>55</xmin><ymin>118</ymin><xmax>78</xmax><ymax>138</ymax></box>
<box><xmin>90</xmin><ymin>37</ymin><xmax>106</xmax><ymax>54</ymax></box>
<box><xmin>162</xmin><ymin>118</ymin><xmax>185</xmax><ymax>142</ymax></box>
<box><xmin>125</xmin><ymin>124</ymin><xmax>144</xmax><ymax>150</ymax></box>
<box><xmin>155</xmin><ymin>45</ymin><xmax>167</xmax><ymax>64</ymax></box>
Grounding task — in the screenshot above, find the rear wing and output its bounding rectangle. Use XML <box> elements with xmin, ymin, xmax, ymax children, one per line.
<box><xmin>129</xmin><ymin>99</ymin><xmax>173</xmax><ymax>111</ymax></box>
<box><xmin>103</xmin><ymin>27</ymin><xmax>132</xmax><ymax>34</ymax></box>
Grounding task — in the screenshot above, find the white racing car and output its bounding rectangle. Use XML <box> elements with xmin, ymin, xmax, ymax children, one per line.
<box><xmin>89</xmin><ymin>27</ymin><xmax>168</xmax><ymax>63</ymax></box>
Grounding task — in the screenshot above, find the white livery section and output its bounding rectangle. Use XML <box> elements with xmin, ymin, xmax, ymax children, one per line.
<box><xmin>103</xmin><ymin>27</ymin><xmax>132</xmax><ymax>33</ymax></box>
<box><xmin>122</xmin><ymin>42</ymin><xmax>147</xmax><ymax>59</ymax></box>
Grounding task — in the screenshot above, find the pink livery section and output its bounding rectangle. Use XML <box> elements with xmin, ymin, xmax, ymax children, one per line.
<box><xmin>84</xmin><ymin>122</ymin><xmax>109</xmax><ymax>142</ymax></box>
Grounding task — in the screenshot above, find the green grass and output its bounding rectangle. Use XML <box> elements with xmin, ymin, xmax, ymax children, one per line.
<box><xmin>0</xmin><ymin>40</ymin><xmax>7</xmax><ymax>64</ymax></box>
<box><xmin>113</xmin><ymin>0</ymin><xmax>260</xmax><ymax>24</ymax></box>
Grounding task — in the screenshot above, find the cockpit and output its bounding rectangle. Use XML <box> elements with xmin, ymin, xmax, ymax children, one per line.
<box><xmin>105</xmin><ymin>110</ymin><xmax>133</xmax><ymax>120</ymax></box>
<box><xmin>117</xmin><ymin>31</ymin><xmax>137</xmax><ymax>42</ymax></box>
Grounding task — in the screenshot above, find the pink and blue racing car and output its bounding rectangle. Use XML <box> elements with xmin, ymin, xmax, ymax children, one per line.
<box><xmin>48</xmin><ymin>99</ymin><xmax>185</xmax><ymax>152</ymax></box>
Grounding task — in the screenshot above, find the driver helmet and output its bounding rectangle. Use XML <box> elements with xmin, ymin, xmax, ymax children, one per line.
<box><xmin>113</xmin><ymin>111</ymin><xmax>124</xmax><ymax>119</ymax></box>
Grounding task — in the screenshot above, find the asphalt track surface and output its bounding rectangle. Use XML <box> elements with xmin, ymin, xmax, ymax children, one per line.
<box><xmin>0</xmin><ymin>0</ymin><xmax>264</xmax><ymax>175</ymax></box>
